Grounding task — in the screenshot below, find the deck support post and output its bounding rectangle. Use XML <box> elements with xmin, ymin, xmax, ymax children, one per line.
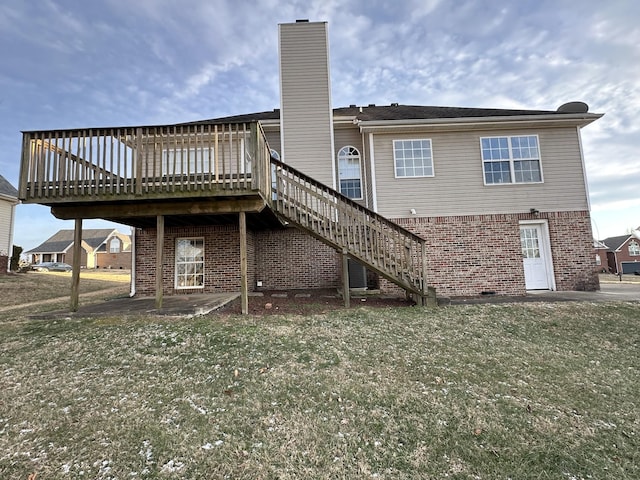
<box><xmin>70</xmin><ymin>218</ymin><xmax>83</xmax><ymax>312</ymax></box>
<box><xmin>239</xmin><ymin>211</ymin><xmax>248</xmax><ymax>314</ymax></box>
<box><xmin>155</xmin><ymin>215</ymin><xmax>164</xmax><ymax>310</ymax></box>
<box><xmin>342</xmin><ymin>249</ymin><xmax>350</xmax><ymax>308</ymax></box>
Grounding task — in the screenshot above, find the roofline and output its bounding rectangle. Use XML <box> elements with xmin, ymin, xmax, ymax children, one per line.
<box><xmin>0</xmin><ymin>193</ymin><xmax>19</xmax><ymax>204</ymax></box>
<box><xmin>357</xmin><ymin>113</ymin><xmax>603</xmax><ymax>132</ymax></box>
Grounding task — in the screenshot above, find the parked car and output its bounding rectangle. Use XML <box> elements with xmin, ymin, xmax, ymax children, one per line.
<box><xmin>31</xmin><ymin>262</ymin><xmax>73</xmax><ymax>272</ymax></box>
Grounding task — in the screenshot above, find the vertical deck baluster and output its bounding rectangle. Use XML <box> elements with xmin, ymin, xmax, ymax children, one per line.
<box><xmin>44</xmin><ymin>132</ymin><xmax>52</xmax><ymax>199</ymax></box>
<box><xmin>34</xmin><ymin>133</ymin><xmax>43</xmax><ymax>199</ymax></box>
<box><xmin>62</xmin><ymin>132</ymin><xmax>74</xmax><ymax>197</ymax></box>
<box><xmin>102</xmin><ymin>130</ymin><xmax>109</xmax><ymax>195</ymax></box>
<box><xmin>108</xmin><ymin>129</ymin><xmax>114</xmax><ymax>196</ymax></box>
<box><xmin>73</xmin><ymin>131</ymin><xmax>80</xmax><ymax>197</ymax></box>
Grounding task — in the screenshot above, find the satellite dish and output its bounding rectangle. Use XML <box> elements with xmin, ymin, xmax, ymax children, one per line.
<box><xmin>557</xmin><ymin>101</ymin><xmax>589</xmax><ymax>113</ymax></box>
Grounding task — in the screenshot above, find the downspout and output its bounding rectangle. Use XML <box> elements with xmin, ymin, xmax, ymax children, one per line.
<box><xmin>7</xmin><ymin>201</ymin><xmax>17</xmax><ymax>272</ymax></box>
<box><xmin>129</xmin><ymin>227</ymin><xmax>136</xmax><ymax>297</ymax></box>
<box><xmin>368</xmin><ymin>133</ymin><xmax>378</xmax><ymax>212</ymax></box>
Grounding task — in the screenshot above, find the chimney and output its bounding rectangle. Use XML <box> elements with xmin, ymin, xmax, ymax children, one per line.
<box><xmin>278</xmin><ymin>21</ymin><xmax>336</xmax><ymax>188</ymax></box>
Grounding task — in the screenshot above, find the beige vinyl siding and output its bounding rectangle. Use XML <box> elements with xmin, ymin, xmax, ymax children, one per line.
<box><xmin>279</xmin><ymin>22</ymin><xmax>334</xmax><ymax>187</ymax></box>
<box><xmin>373</xmin><ymin>127</ymin><xmax>589</xmax><ymax>218</ymax></box>
<box><xmin>0</xmin><ymin>200</ymin><xmax>14</xmax><ymax>255</ymax></box>
<box><xmin>262</xmin><ymin>128</ymin><xmax>281</xmax><ymax>157</ymax></box>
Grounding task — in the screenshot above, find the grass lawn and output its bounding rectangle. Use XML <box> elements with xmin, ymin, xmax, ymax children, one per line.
<box><xmin>0</xmin><ymin>297</ymin><xmax>637</xmax><ymax>479</ymax></box>
<box><xmin>0</xmin><ymin>270</ymin><xmax>130</xmax><ymax>312</ymax></box>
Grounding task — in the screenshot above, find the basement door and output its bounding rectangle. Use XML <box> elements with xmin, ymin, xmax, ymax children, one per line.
<box><xmin>520</xmin><ymin>224</ymin><xmax>552</xmax><ymax>290</ymax></box>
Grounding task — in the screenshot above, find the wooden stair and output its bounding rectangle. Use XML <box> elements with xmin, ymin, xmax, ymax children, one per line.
<box><xmin>265</xmin><ymin>159</ymin><xmax>435</xmax><ymax>305</ymax></box>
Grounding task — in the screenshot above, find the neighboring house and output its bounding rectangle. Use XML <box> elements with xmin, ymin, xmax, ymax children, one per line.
<box><xmin>602</xmin><ymin>235</ymin><xmax>640</xmax><ymax>274</ymax></box>
<box><xmin>26</xmin><ymin>229</ymin><xmax>131</xmax><ymax>269</ymax></box>
<box><xmin>0</xmin><ymin>174</ymin><xmax>19</xmax><ymax>273</ymax></box>
<box><xmin>593</xmin><ymin>240</ymin><xmax>610</xmax><ymax>273</ymax></box>
<box><xmin>16</xmin><ymin>21</ymin><xmax>602</xmax><ymax>310</ymax></box>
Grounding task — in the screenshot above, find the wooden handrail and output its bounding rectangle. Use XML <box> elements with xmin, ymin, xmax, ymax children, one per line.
<box><xmin>19</xmin><ymin>122</ymin><xmax>271</xmax><ymax>203</ymax></box>
<box><xmin>265</xmin><ymin>158</ymin><xmax>429</xmax><ymax>297</ymax></box>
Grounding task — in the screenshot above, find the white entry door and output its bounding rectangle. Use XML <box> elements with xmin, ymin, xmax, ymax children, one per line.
<box><xmin>520</xmin><ymin>225</ymin><xmax>550</xmax><ymax>290</ymax></box>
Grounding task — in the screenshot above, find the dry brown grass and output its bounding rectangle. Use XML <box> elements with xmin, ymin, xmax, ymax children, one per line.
<box><xmin>0</xmin><ymin>301</ymin><xmax>638</xmax><ymax>479</ymax></box>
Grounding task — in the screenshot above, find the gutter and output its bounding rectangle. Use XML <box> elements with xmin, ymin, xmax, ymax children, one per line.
<box><xmin>357</xmin><ymin>113</ymin><xmax>603</xmax><ymax>132</ymax></box>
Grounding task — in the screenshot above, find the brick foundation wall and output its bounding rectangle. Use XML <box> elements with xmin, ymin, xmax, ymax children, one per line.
<box><xmin>134</xmin><ymin>210</ymin><xmax>598</xmax><ymax>298</ymax></box>
<box><xmin>386</xmin><ymin>210</ymin><xmax>599</xmax><ymax>297</ymax></box>
<box><xmin>0</xmin><ymin>255</ymin><xmax>8</xmax><ymax>273</ymax></box>
<box><xmin>134</xmin><ymin>225</ymin><xmax>337</xmax><ymax>297</ymax></box>
<box><xmin>135</xmin><ymin>225</ymin><xmax>253</xmax><ymax>296</ymax></box>
<box><xmin>546</xmin><ymin>211</ymin><xmax>599</xmax><ymax>291</ymax></box>
<box><xmin>254</xmin><ymin>228</ymin><xmax>339</xmax><ymax>290</ymax></box>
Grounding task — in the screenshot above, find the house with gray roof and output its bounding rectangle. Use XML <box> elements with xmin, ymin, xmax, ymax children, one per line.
<box><xmin>0</xmin><ymin>174</ymin><xmax>19</xmax><ymax>272</ymax></box>
<box><xmin>16</xmin><ymin>21</ymin><xmax>603</xmax><ymax>310</ymax></box>
<box><xmin>602</xmin><ymin>234</ymin><xmax>640</xmax><ymax>274</ymax></box>
<box><xmin>26</xmin><ymin>229</ymin><xmax>131</xmax><ymax>269</ymax></box>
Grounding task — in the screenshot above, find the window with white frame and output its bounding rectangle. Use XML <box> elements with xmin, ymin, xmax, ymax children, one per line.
<box><xmin>393</xmin><ymin>139</ymin><xmax>434</xmax><ymax>178</ymax></box>
<box><xmin>481</xmin><ymin>135</ymin><xmax>542</xmax><ymax>184</ymax></box>
<box><xmin>175</xmin><ymin>238</ymin><xmax>204</xmax><ymax>289</ymax></box>
<box><xmin>109</xmin><ymin>238</ymin><xmax>120</xmax><ymax>253</ymax></box>
<box><xmin>338</xmin><ymin>146</ymin><xmax>363</xmax><ymax>199</ymax></box>
<box><xmin>629</xmin><ymin>240</ymin><xmax>640</xmax><ymax>256</ymax></box>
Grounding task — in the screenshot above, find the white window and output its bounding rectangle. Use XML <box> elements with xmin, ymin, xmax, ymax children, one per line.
<box><xmin>595</xmin><ymin>254</ymin><xmax>601</xmax><ymax>265</ymax></box>
<box><xmin>629</xmin><ymin>240</ymin><xmax>640</xmax><ymax>256</ymax></box>
<box><xmin>175</xmin><ymin>238</ymin><xmax>204</xmax><ymax>289</ymax></box>
<box><xmin>270</xmin><ymin>149</ymin><xmax>280</xmax><ymax>161</ymax></box>
<box><xmin>338</xmin><ymin>146</ymin><xmax>363</xmax><ymax>199</ymax></box>
<box><xmin>481</xmin><ymin>135</ymin><xmax>542</xmax><ymax>184</ymax></box>
<box><xmin>109</xmin><ymin>238</ymin><xmax>120</xmax><ymax>253</ymax></box>
<box><xmin>393</xmin><ymin>139</ymin><xmax>434</xmax><ymax>178</ymax></box>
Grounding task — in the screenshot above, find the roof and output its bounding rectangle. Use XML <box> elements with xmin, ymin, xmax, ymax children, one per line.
<box><xmin>602</xmin><ymin>235</ymin><xmax>633</xmax><ymax>251</ymax></box>
<box><xmin>0</xmin><ymin>175</ymin><xmax>18</xmax><ymax>198</ymax></box>
<box><xmin>26</xmin><ymin>228</ymin><xmax>123</xmax><ymax>254</ymax></box>
<box><xmin>182</xmin><ymin>103</ymin><xmax>596</xmax><ymax>126</ymax></box>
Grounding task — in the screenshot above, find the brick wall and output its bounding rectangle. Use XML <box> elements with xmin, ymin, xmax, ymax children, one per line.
<box><xmin>134</xmin><ymin>210</ymin><xmax>598</xmax><ymax>298</ymax></box>
<box><xmin>0</xmin><ymin>255</ymin><xmax>7</xmax><ymax>274</ymax></box>
<box><xmin>546</xmin><ymin>211</ymin><xmax>599</xmax><ymax>291</ymax></box>
<box><xmin>135</xmin><ymin>225</ymin><xmax>254</xmax><ymax>296</ymax></box>
<box><xmin>96</xmin><ymin>252</ymin><xmax>132</xmax><ymax>269</ymax></box>
<box><xmin>254</xmin><ymin>228</ymin><xmax>339</xmax><ymax>290</ymax></box>
<box><xmin>386</xmin><ymin>210</ymin><xmax>599</xmax><ymax>297</ymax></box>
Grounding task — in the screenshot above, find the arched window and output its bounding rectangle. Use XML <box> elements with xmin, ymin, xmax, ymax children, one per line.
<box><xmin>270</xmin><ymin>149</ymin><xmax>280</xmax><ymax>161</ymax></box>
<box><xmin>629</xmin><ymin>240</ymin><xmax>640</xmax><ymax>256</ymax></box>
<box><xmin>109</xmin><ymin>238</ymin><xmax>121</xmax><ymax>254</ymax></box>
<box><xmin>338</xmin><ymin>146</ymin><xmax>362</xmax><ymax>200</ymax></box>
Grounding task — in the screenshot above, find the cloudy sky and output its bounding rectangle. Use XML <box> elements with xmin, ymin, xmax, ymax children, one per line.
<box><xmin>1</xmin><ymin>0</ymin><xmax>638</xmax><ymax>250</ymax></box>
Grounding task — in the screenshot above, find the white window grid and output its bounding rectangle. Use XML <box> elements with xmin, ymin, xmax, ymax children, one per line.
<box><xmin>175</xmin><ymin>237</ymin><xmax>205</xmax><ymax>289</ymax></box>
<box><xmin>109</xmin><ymin>238</ymin><xmax>120</xmax><ymax>253</ymax></box>
<box><xmin>481</xmin><ymin>135</ymin><xmax>543</xmax><ymax>185</ymax></box>
<box><xmin>338</xmin><ymin>146</ymin><xmax>363</xmax><ymax>200</ymax></box>
<box><xmin>629</xmin><ymin>240</ymin><xmax>640</xmax><ymax>256</ymax></box>
<box><xmin>393</xmin><ymin>139</ymin><xmax>434</xmax><ymax>178</ymax></box>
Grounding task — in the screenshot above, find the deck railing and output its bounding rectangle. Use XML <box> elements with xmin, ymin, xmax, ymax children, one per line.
<box><xmin>19</xmin><ymin>122</ymin><xmax>271</xmax><ymax>203</ymax></box>
<box><xmin>19</xmin><ymin>120</ymin><xmax>430</xmax><ymax>299</ymax></box>
<box><xmin>268</xmin><ymin>159</ymin><xmax>429</xmax><ymax>297</ymax></box>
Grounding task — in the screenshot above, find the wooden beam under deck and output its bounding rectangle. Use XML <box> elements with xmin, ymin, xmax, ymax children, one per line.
<box><xmin>51</xmin><ymin>197</ymin><xmax>267</xmax><ymax>220</ymax></box>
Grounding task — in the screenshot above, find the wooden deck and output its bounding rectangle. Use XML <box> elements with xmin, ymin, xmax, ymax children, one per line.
<box><xmin>19</xmin><ymin>120</ymin><xmax>434</xmax><ymax>311</ymax></box>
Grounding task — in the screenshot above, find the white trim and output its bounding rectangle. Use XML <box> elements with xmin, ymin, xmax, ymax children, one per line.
<box><xmin>337</xmin><ymin>145</ymin><xmax>363</xmax><ymax>200</ymax></box>
<box><xmin>519</xmin><ymin>219</ymin><xmax>556</xmax><ymax>291</ymax></box>
<box><xmin>325</xmin><ymin>22</ymin><xmax>337</xmax><ymax>191</ymax></box>
<box><xmin>576</xmin><ymin>125</ymin><xmax>591</xmax><ymax>211</ymax></box>
<box><xmin>393</xmin><ymin>138</ymin><xmax>435</xmax><ymax>178</ymax></box>
<box><xmin>277</xmin><ymin>24</ymin><xmax>286</xmax><ymax>164</ymax></box>
<box><xmin>368</xmin><ymin>133</ymin><xmax>378</xmax><ymax>212</ymax></box>
<box><xmin>358</xmin><ymin>113</ymin><xmax>603</xmax><ymax>132</ymax></box>
<box><xmin>174</xmin><ymin>237</ymin><xmax>205</xmax><ymax>290</ymax></box>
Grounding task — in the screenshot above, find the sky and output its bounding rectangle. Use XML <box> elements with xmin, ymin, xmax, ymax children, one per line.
<box><xmin>1</xmin><ymin>0</ymin><xmax>638</xmax><ymax>251</ymax></box>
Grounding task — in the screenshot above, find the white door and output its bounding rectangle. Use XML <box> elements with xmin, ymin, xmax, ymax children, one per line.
<box><xmin>520</xmin><ymin>225</ymin><xmax>550</xmax><ymax>290</ymax></box>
